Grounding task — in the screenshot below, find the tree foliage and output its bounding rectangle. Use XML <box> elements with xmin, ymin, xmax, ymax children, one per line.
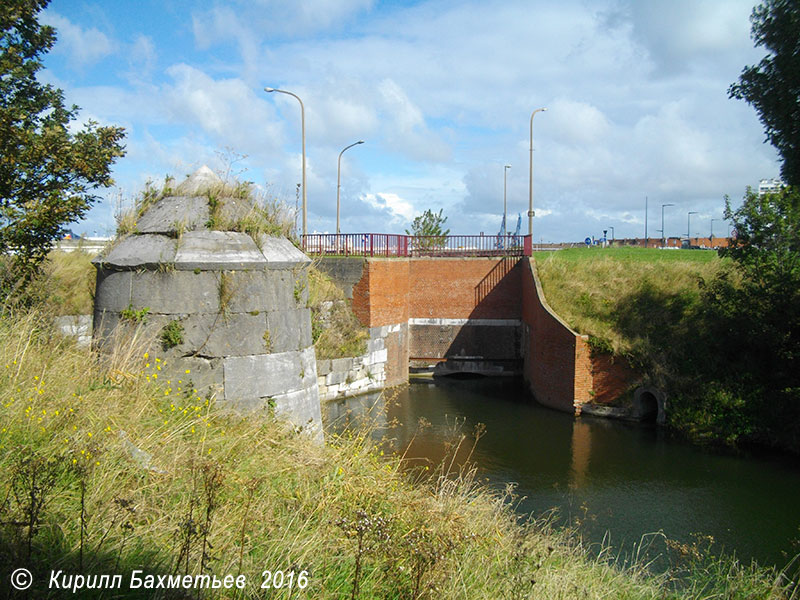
<box><xmin>405</xmin><ymin>209</ymin><xmax>450</xmax><ymax>250</ymax></box>
<box><xmin>694</xmin><ymin>186</ymin><xmax>800</xmax><ymax>449</ymax></box>
<box><xmin>0</xmin><ymin>0</ymin><xmax>126</xmax><ymax>302</ymax></box>
<box><xmin>729</xmin><ymin>0</ymin><xmax>800</xmax><ymax>185</ymax></box>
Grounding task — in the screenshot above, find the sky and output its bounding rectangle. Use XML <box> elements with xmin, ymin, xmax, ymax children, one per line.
<box><xmin>39</xmin><ymin>0</ymin><xmax>780</xmax><ymax>242</ymax></box>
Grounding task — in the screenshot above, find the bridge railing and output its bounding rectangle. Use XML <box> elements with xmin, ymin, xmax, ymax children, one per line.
<box><xmin>301</xmin><ymin>234</ymin><xmax>532</xmax><ymax>257</ymax></box>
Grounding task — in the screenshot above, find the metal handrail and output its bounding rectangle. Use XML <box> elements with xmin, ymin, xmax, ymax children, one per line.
<box><xmin>301</xmin><ymin>233</ymin><xmax>532</xmax><ymax>257</ymax></box>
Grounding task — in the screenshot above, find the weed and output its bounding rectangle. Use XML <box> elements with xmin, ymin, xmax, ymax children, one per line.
<box><xmin>217</xmin><ymin>272</ymin><xmax>234</xmax><ymax>317</ymax></box>
<box><xmin>120</xmin><ymin>304</ymin><xmax>150</xmax><ymax>323</ymax></box>
<box><xmin>263</xmin><ymin>329</ymin><xmax>273</xmax><ymax>353</ymax></box>
<box><xmin>294</xmin><ymin>278</ymin><xmax>306</xmax><ymax>305</ymax></box>
<box><xmin>334</xmin><ymin>509</ymin><xmax>393</xmax><ymax>599</ymax></box>
<box><xmin>160</xmin><ymin>320</ymin><xmax>184</xmax><ymax>350</ymax></box>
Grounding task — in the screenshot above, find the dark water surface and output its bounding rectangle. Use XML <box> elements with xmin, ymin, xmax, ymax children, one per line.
<box><xmin>323</xmin><ymin>377</ymin><xmax>800</xmax><ymax>569</ymax></box>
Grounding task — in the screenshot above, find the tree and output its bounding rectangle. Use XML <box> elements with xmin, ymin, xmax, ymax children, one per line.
<box><xmin>729</xmin><ymin>0</ymin><xmax>800</xmax><ymax>185</ymax></box>
<box><xmin>0</xmin><ymin>0</ymin><xmax>126</xmax><ymax>302</ymax></box>
<box><xmin>405</xmin><ymin>209</ymin><xmax>450</xmax><ymax>251</ymax></box>
<box><xmin>697</xmin><ymin>186</ymin><xmax>800</xmax><ymax>448</ymax></box>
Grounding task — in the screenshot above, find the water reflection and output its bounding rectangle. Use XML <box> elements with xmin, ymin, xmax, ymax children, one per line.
<box><xmin>322</xmin><ymin>377</ymin><xmax>800</xmax><ymax>568</ymax></box>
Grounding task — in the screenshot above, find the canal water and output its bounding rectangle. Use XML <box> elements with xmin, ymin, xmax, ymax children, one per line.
<box><xmin>323</xmin><ymin>377</ymin><xmax>800</xmax><ymax>570</ymax></box>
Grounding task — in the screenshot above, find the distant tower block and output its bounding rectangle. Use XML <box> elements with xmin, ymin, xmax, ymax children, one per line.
<box><xmin>92</xmin><ymin>166</ymin><xmax>321</xmax><ymax>436</ymax></box>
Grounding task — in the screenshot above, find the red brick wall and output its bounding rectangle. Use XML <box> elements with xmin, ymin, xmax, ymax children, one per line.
<box><xmin>521</xmin><ymin>257</ymin><xmax>589</xmax><ymax>413</ymax></box>
<box><xmin>352</xmin><ymin>259</ymin><xmax>409</xmax><ymax>327</ymax></box>
<box><xmin>408</xmin><ymin>257</ymin><xmax>521</xmax><ymax>319</ymax></box>
<box><xmin>352</xmin><ymin>257</ymin><xmax>521</xmax><ymax>324</ymax></box>
<box><xmin>590</xmin><ymin>353</ymin><xmax>638</xmax><ymax>405</ymax></box>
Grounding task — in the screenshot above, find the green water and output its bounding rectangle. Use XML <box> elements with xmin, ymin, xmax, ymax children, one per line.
<box><xmin>323</xmin><ymin>377</ymin><xmax>800</xmax><ymax>569</ymax></box>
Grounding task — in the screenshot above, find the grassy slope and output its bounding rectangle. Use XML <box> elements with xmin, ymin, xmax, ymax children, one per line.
<box><xmin>0</xmin><ymin>313</ymin><xmax>786</xmax><ymax>599</ymax></box>
<box><xmin>535</xmin><ymin>247</ymin><xmax>723</xmax><ymax>386</ymax></box>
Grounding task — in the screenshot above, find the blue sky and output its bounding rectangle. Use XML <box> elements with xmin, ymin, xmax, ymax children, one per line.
<box><xmin>40</xmin><ymin>0</ymin><xmax>779</xmax><ymax>241</ymax></box>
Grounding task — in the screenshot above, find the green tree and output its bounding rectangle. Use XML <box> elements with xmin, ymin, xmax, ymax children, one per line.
<box><xmin>697</xmin><ymin>186</ymin><xmax>800</xmax><ymax>449</ymax></box>
<box><xmin>0</xmin><ymin>0</ymin><xmax>126</xmax><ymax>303</ymax></box>
<box><xmin>729</xmin><ymin>0</ymin><xmax>800</xmax><ymax>185</ymax></box>
<box><xmin>405</xmin><ymin>208</ymin><xmax>450</xmax><ymax>251</ymax></box>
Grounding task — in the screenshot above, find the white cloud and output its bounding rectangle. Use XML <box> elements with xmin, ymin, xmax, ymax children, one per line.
<box><xmin>128</xmin><ymin>35</ymin><xmax>156</xmax><ymax>77</ymax></box>
<box><xmin>44</xmin><ymin>13</ymin><xmax>114</xmax><ymax>66</ymax></box>
<box><xmin>164</xmin><ymin>65</ymin><xmax>282</xmax><ymax>156</ymax></box>
<box><xmin>364</xmin><ymin>192</ymin><xmax>416</xmax><ymax>224</ymax></box>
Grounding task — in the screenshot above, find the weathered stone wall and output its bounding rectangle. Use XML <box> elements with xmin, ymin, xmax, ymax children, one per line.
<box><xmin>92</xmin><ymin>168</ymin><xmax>322</xmax><ymax>434</ymax></box>
<box><xmin>317</xmin><ymin>329</ymin><xmax>387</xmax><ymax>401</ymax></box>
<box><xmin>54</xmin><ymin>315</ymin><xmax>92</xmax><ymax>347</ymax></box>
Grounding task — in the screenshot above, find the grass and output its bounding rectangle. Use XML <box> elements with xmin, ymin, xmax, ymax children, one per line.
<box><xmin>0</xmin><ymin>311</ymin><xmax>791</xmax><ymax>599</ymax></box>
<box><xmin>12</xmin><ymin>250</ymin><xmax>97</xmax><ymax>317</ymax></box>
<box><xmin>535</xmin><ymin>247</ymin><xmax>725</xmax><ymax>385</ymax></box>
<box><xmin>308</xmin><ymin>264</ymin><xmax>369</xmax><ymax>360</ymax></box>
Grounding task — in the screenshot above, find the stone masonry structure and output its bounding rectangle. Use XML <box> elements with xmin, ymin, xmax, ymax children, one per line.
<box><xmin>92</xmin><ymin>167</ymin><xmax>322</xmax><ymax>434</ymax></box>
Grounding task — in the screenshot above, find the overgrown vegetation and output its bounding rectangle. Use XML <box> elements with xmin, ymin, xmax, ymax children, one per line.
<box><xmin>0</xmin><ymin>311</ymin><xmax>791</xmax><ymax>598</ymax></box>
<box><xmin>308</xmin><ymin>264</ymin><xmax>369</xmax><ymax>360</ymax></box>
<box><xmin>114</xmin><ymin>173</ymin><xmax>295</xmax><ymax>243</ymax></box>
<box><xmin>12</xmin><ymin>250</ymin><xmax>96</xmax><ymax>316</ymax></box>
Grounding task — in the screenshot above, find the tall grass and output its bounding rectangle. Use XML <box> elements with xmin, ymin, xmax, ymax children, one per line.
<box><xmin>0</xmin><ymin>311</ymin><xmax>791</xmax><ymax>598</ymax></box>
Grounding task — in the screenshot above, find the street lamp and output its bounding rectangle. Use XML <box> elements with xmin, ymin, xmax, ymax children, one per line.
<box><xmin>608</xmin><ymin>226</ymin><xmax>615</xmax><ymax>242</ymax></box>
<box><xmin>710</xmin><ymin>218</ymin><xmax>720</xmax><ymax>246</ymax></box>
<box><xmin>503</xmin><ymin>164</ymin><xmax>511</xmax><ymax>233</ymax></box>
<box><xmin>687</xmin><ymin>211</ymin><xmax>698</xmax><ymax>245</ymax></box>
<box><xmin>265</xmin><ymin>87</ymin><xmax>306</xmax><ymax>236</ymax></box>
<box><xmin>336</xmin><ymin>140</ymin><xmax>364</xmax><ymax>235</ymax></box>
<box><xmin>528</xmin><ymin>107</ymin><xmax>547</xmax><ymax>238</ymax></box>
<box><xmin>661</xmin><ymin>203</ymin><xmax>674</xmax><ymax>247</ymax></box>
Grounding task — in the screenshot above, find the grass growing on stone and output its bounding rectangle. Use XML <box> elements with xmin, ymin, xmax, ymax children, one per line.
<box><xmin>0</xmin><ymin>311</ymin><xmax>791</xmax><ymax>599</ymax></box>
<box><xmin>308</xmin><ymin>265</ymin><xmax>369</xmax><ymax>360</ymax></box>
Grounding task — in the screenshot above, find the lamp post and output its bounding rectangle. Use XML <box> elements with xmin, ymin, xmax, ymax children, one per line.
<box><xmin>608</xmin><ymin>226</ymin><xmax>615</xmax><ymax>242</ymax></box>
<box><xmin>336</xmin><ymin>140</ymin><xmax>364</xmax><ymax>235</ymax></box>
<box><xmin>687</xmin><ymin>211</ymin><xmax>698</xmax><ymax>245</ymax></box>
<box><xmin>661</xmin><ymin>203</ymin><xmax>674</xmax><ymax>247</ymax></box>
<box><xmin>710</xmin><ymin>218</ymin><xmax>719</xmax><ymax>246</ymax></box>
<box><xmin>528</xmin><ymin>107</ymin><xmax>547</xmax><ymax>239</ymax></box>
<box><xmin>265</xmin><ymin>87</ymin><xmax>306</xmax><ymax>236</ymax></box>
<box><xmin>503</xmin><ymin>164</ymin><xmax>511</xmax><ymax>233</ymax></box>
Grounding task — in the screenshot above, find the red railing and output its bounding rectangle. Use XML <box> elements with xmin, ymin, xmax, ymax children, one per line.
<box><xmin>302</xmin><ymin>234</ymin><xmax>532</xmax><ymax>257</ymax></box>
